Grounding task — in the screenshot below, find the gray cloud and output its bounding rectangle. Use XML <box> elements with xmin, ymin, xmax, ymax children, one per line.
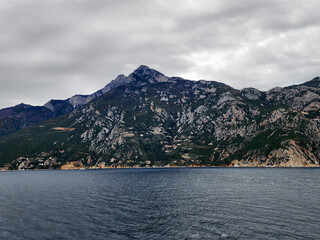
<box><xmin>0</xmin><ymin>0</ymin><xmax>319</xmax><ymax>108</ymax></box>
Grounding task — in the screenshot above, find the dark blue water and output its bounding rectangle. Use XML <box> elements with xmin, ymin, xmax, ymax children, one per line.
<box><xmin>0</xmin><ymin>168</ymin><xmax>320</xmax><ymax>239</ymax></box>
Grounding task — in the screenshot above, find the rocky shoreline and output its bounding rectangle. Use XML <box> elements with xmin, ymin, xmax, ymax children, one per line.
<box><xmin>1</xmin><ymin>162</ymin><xmax>319</xmax><ymax>171</ymax></box>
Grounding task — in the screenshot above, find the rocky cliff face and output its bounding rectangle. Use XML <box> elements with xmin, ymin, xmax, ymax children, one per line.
<box><xmin>1</xmin><ymin>66</ymin><xmax>320</xmax><ymax>170</ymax></box>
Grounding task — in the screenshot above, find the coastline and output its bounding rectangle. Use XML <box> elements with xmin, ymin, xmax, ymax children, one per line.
<box><xmin>1</xmin><ymin>164</ymin><xmax>319</xmax><ymax>172</ymax></box>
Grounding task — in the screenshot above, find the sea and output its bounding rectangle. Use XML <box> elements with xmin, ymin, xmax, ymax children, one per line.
<box><xmin>0</xmin><ymin>168</ymin><xmax>319</xmax><ymax>240</ymax></box>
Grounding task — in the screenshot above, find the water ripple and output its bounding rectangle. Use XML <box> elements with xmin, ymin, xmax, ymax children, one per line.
<box><xmin>0</xmin><ymin>168</ymin><xmax>320</xmax><ymax>239</ymax></box>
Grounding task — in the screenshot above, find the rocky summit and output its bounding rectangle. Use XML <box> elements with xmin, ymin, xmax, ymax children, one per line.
<box><xmin>1</xmin><ymin>65</ymin><xmax>320</xmax><ymax>170</ymax></box>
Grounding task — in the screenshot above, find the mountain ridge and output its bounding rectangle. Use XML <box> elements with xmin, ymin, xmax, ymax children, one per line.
<box><xmin>1</xmin><ymin>66</ymin><xmax>320</xmax><ymax>170</ymax></box>
<box><xmin>0</xmin><ymin>68</ymin><xmax>143</xmax><ymax>137</ymax></box>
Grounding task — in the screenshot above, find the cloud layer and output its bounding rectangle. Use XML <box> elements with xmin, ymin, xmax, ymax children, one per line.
<box><xmin>0</xmin><ymin>0</ymin><xmax>319</xmax><ymax>108</ymax></box>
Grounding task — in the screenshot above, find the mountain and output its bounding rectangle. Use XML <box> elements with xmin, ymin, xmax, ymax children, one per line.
<box><xmin>1</xmin><ymin>65</ymin><xmax>320</xmax><ymax>170</ymax></box>
<box><xmin>0</xmin><ymin>103</ymin><xmax>55</xmax><ymax>137</ymax></box>
<box><xmin>0</xmin><ymin>73</ymin><xmax>134</xmax><ymax>137</ymax></box>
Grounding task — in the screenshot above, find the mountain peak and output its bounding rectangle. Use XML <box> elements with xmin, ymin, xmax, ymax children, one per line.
<box><xmin>14</xmin><ymin>103</ymin><xmax>32</xmax><ymax>109</ymax></box>
<box><xmin>135</xmin><ymin>65</ymin><xmax>151</xmax><ymax>71</ymax></box>
<box><xmin>131</xmin><ymin>65</ymin><xmax>159</xmax><ymax>76</ymax></box>
<box><xmin>129</xmin><ymin>65</ymin><xmax>169</xmax><ymax>83</ymax></box>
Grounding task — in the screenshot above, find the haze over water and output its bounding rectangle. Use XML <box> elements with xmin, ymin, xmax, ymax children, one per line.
<box><xmin>0</xmin><ymin>168</ymin><xmax>319</xmax><ymax>239</ymax></box>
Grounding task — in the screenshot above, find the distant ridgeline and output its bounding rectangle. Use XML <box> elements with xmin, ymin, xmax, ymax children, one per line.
<box><xmin>1</xmin><ymin>65</ymin><xmax>320</xmax><ymax>170</ymax></box>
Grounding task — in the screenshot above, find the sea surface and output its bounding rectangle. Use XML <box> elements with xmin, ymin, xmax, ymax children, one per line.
<box><xmin>0</xmin><ymin>168</ymin><xmax>319</xmax><ymax>240</ymax></box>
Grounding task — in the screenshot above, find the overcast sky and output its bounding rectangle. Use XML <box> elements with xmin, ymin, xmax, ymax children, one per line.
<box><xmin>0</xmin><ymin>0</ymin><xmax>319</xmax><ymax>109</ymax></box>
